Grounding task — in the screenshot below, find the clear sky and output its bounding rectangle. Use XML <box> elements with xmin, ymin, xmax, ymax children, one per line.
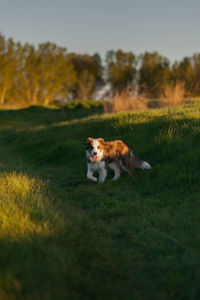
<box><xmin>1</xmin><ymin>0</ymin><xmax>200</xmax><ymax>63</ymax></box>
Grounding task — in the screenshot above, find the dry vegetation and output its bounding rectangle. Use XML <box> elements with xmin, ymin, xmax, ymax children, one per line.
<box><xmin>103</xmin><ymin>82</ymin><xmax>199</xmax><ymax>113</ymax></box>
<box><xmin>161</xmin><ymin>81</ymin><xmax>186</xmax><ymax>106</ymax></box>
<box><xmin>103</xmin><ymin>97</ymin><xmax>147</xmax><ymax>113</ymax></box>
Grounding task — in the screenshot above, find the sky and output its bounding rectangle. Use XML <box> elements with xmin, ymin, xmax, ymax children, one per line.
<box><xmin>1</xmin><ymin>0</ymin><xmax>200</xmax><ymax>64</ymax></box>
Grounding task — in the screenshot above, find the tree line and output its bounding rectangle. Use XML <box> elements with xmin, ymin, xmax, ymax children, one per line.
<box><xmin>1</xmin><ymin>33</ymin><xmax>200</xmax><ymax>105</ymax></box>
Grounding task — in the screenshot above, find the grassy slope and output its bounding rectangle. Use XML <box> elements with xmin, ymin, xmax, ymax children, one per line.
<box><xmin>0</xmin><ymin>105</ymin><xmax>200</xmax><ymax>299</ymax></box>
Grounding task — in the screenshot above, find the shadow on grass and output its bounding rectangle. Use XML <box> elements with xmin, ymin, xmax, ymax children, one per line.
<box><xmin>0</xmin><ymin>105</ymin><xmax>103</xmax><ymax>129</ymax></box>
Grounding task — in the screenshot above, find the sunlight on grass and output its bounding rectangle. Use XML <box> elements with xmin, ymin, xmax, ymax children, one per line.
<box><xmin>0</xmin><ymin>172</ymin><xmax>53</xmax><ymax>239</ymax></box>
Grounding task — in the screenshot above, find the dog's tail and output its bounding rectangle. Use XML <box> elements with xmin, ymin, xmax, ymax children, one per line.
<box><xmin>130</xmin><ymin>150</ymin><xmax>152</xmax><ymax>170</ymax></box>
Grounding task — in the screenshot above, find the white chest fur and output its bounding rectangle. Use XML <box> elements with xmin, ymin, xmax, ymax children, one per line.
<box><xmin>89</xmin><ymin>161</ymin><xmax>105</xmax><ymax>171</ymax></box>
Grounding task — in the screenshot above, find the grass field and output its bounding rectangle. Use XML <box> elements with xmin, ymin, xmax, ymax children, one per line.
<box><xmin>0</xmin><ymin>105</ymin><xmax>200</xmax><ymax>299</ymax></box>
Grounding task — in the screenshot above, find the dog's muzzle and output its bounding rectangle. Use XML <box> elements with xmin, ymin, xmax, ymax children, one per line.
<box><xmin>89</xmin><ymin>154</ymin><xmax>98</xmax><ymax>161</ymax></box>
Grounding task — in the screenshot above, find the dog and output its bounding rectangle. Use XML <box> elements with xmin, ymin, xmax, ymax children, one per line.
<box><xmin>84</xmin><ymin>137</ymin><xmax>151</xmax><ymax>183</ymax></box>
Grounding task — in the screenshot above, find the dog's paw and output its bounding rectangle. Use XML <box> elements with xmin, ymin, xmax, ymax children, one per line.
<box><xmin>87</xmin><ymin>176</ymin><xmax>98</xmax><ymax>182</ymax></box>
<box><xmin>98</xmin><ymin>179</ymin><xmax>105</xmax><ymax>183</ymax></box>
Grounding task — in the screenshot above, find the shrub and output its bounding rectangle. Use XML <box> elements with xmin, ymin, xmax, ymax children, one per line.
<box><xmin>161</xmin><ymin>81</ymin><xmax>186</xmax><ymax>106</ymax></box>
<box><xmin>103</xmin><ymin>97</ymin><xmax>147</xmax><ymax>113</ymax></box>
<box><xmin>63</xmin><ymin>100</ymin><xmax>103</xmax><ymax>110</ymax></box>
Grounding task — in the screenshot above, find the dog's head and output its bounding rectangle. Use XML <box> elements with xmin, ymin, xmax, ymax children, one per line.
<box><xmin>84</xmin><ymin>137</ymin><xmax>105</xmax><ymax>162</ymax></box>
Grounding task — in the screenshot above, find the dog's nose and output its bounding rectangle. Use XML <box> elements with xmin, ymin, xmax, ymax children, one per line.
<box><xmin>94</xmin><ymin>152</ymin><xmax>97</xmax><ymax>155</ymax></box>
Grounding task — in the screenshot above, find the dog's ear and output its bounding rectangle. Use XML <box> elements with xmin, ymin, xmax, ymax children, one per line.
<box><xmin>84</xmin><ymin>137</ymin><xmax>93</xmax><ymax>145</ymax></box>
<box><xmin>98</xmin><ymin>138</ymin><xmax>105</xmax><ymax>143</ymax></box>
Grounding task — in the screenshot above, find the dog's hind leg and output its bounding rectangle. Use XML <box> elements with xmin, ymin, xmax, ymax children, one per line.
<box><xmin>121</xmin><ymin>157</ymin><xmax>134</xmax><ymax>176</ymax></box>
<box><xmin>109</xmin><ymin>162</ymin><xmax>121</xmax><ymax>180</ymax></box>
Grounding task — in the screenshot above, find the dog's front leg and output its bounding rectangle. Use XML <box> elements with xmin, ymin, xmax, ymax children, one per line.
<box><xmin>98</xmin><ymin>167</ymin><xmax>107</xmax><ymax>183</ymax></box>
<box><xmin>87</xmin><ymin>165</ymin><xmax>97</xmax><ymax>182</ymax></box>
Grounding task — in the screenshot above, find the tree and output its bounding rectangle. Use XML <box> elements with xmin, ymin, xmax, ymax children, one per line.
<box><xmin>170</xmin><ymin>57</ymin><xmax>195</xmax><ymax>95</ymax></box>
<box><xmin>68</xmin><ymin>53</ymin><xmax>103</xmax><ymax>99</ymax></box>
<box><xmin>192</xmin><ymin>53</ymin><xmax>200</xmax><ymax>96</ymax></box>
<box><xmin>106</xmin><ymin>50</ymin><xmax>137</xmax><ymax>93</ymax></box>
<box><xmin>77</xmin><ymin>70</ymin><xmax>95</xmax><ymax>99</ymax></box>
<box><xmin>139</xmin><ymin>52</ymin><xmax>170</xmax><ymax>98</ymax></box>
<box><xmin>0</xmin><ymin>34</ymin><xmax>18</xmax><ymax>104</ymax></box>
<box><xmin>14</xmin><ymin>42</ymin><xmax>76</xmax><ymax>105</ymax></box>
<box><xmin>37</xmin><ymin>42</ymin><xmax>76</xmax><ymax>105</ymax></box>
<box><xmin>14</xmin><ymin>43</ymin><xmax>41</xmax><ymax>104</ymax></box>
<box><xmin>170</xmin><ymin>54</ymin><xmax>200</xmax><ymax>96</ymax></box>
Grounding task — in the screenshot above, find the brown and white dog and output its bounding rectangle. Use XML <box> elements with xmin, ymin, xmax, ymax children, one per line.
<box><xmin>84</xmin><ymin>137</ymin><xmax>151</xmax><ymax>183</ymax></box>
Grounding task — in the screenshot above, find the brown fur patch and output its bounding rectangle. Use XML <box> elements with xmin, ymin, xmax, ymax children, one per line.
<box><xmin>97</xmin><ymin>139</ymin><xmax>134</xmax><ymax>174</ymax></box>
<box><xmin>98</xmin><ymin>140</ymin><xmax>129</xmax><ymax>158</ymax></box>
<box><xmin>84</xmin><ymin>137</ymin><xmax>94</xmax><ymax>145</ymax></box>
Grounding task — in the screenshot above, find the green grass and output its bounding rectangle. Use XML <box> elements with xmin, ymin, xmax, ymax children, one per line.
<box><xmin>0</xmin><ymin>104</ymin><xmax>200</xmax><ymax>299</ymax></box>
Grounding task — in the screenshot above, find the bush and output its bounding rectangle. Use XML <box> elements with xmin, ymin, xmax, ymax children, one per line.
<box><xmin>63</xmin><ymin>100</ymin><xmax>103</xmax><ymax>110</ymax></box>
